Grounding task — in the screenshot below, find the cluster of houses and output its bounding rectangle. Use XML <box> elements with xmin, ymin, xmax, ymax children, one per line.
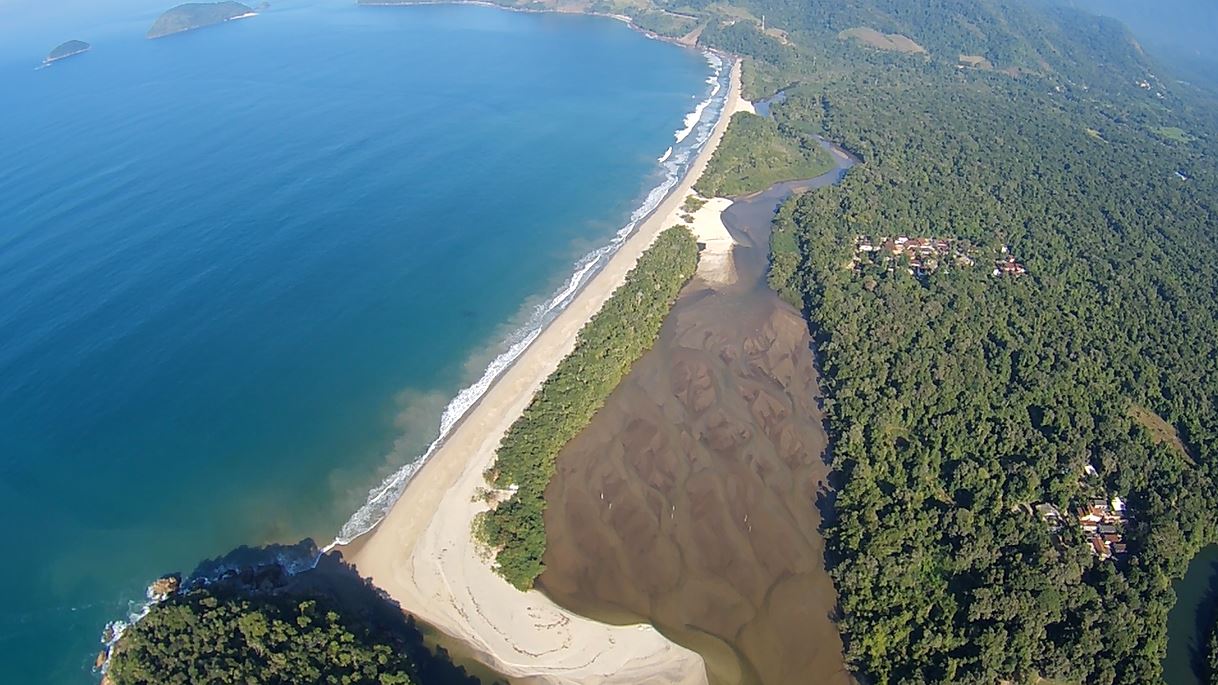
<box><xmin>852</xmin><ymin>235</ymin><xmax>1026</xmax><ymax>279</ymax></box>
<box><xmin>1035</xmin><ymin>494</ymin><xmax>1129</xmax><ymax>560</ymax></box>
<box><xmin>993</xmin><ymin>252</ymin><xmax>1028</xmax><ymax>277</ymax></box>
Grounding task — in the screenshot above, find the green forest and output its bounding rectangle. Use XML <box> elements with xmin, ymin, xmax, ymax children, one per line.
<box><xmin>478</xmin><ymin>226</ymin><xmax>699</xmax><ymax>589</ymax></box>
<box><xmin>695</xmin><ymin>111</ymin><xmax>834</xmax><ymax>197</ymax></box>
<box><xmin>106</xmin><ymin>564</ymin><xmax>484</xmax><ymax>685</ymax></box>
<box><xmin>706</xmin><ymin>0</ymin><xmax>1218</xmax><ymax>683</ymax></box>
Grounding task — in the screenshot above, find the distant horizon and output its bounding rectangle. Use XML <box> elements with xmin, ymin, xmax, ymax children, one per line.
<box><xmin>6</xmin><ymin>0</ymin><xmax>1216</xmax><ymax>81</ymax></box>
<box><xmin>1060</xmin><ymin>0</ymin><xmax>1218</xmax><ymax>79</ymax></box>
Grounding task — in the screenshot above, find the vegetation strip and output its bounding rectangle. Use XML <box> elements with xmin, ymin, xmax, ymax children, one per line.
<box><xmin>695</xmin><ymin>111</ymin><xmax>835</xmax><ymax>197</ymax></box>
<box><xmin>477</xmin><ymin>226</ymin><xmax>699</xmax><ymax>590</ymax></box>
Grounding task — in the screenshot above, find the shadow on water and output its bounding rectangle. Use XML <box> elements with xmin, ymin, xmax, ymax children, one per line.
<box><xmin>1165</xmin><ymin>545</ymin><xmax>1218</xmax><ymax>685</ymax></box>
<box><xmin>537</xmin><ymin>144</ymin><xmax>856</xmax><ymax>685</ymax></box>
<box><xmin>121</xmin><ymin>541</ymin><xmax>509</xmax><ymax>685</ymax></box>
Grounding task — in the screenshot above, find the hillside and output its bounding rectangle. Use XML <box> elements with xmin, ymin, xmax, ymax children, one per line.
<box><xmin>713</xmin><ymin>1</ymin><xmax>1218</xmax><ymax>684</ymax></box>
<box><xmin>147</xmin><ymin>1</ymin><xmax>255</xmax><ymax>39</ymax></box>
<box><xmin>44</xmin><ymin>40</ymin><xmax>90</xmax><ymax>64</ymax></box>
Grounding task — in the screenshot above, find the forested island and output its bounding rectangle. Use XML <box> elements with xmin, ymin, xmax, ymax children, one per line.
<box><xmin>694</xmin><ymin>110</ymin><xmax>834</xmax><ymax>196</ymax></box>
<box><xmin>147</xmin><ymin>1</ymin><xmax>255</xmax><ymax>39</ymax></box>
<box><xmin>42</xmin><ymin>40</ymin><xmax>90</xmax><ymax>66</ymax></box>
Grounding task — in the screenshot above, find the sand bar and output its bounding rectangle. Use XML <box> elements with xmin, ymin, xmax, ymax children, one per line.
<box><xmin>345</xmin><ymin>60</ymin><xmax>746</xmax><ymax>684</ymax></box>
<box><xmin>670</xmin><ymin>193</ymin><xmax>737</xmax><ymax>286</ymax></box>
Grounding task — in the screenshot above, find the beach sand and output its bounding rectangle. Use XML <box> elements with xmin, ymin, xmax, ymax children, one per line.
<box><xmin>344</xmin><ymin>60</ymin><xmax>748</xmax><ymax>684</ymax></box>
<box><xmin>672</xmin><ymin>194</ymin><xmax>736</xmax><ymax>286</ymax></box>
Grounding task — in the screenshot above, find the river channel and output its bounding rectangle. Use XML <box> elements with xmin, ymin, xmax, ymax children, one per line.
<box><xmin>537</xmin><ymin>142</ymin><xmax>856</xmax><ymax>685</ymax></box>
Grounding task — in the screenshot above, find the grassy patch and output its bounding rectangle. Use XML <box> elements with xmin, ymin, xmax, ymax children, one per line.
<box><xmin>682</xmin><ymin>194</ymin><xmax>708</xmax><ymax>213</ymax></box>
<box><xmin>1129</xmin><ymin>402</ymin><xmax>1195</xmax><ymax>463</ymax></box>
<box><xmin>1150</xmin><ymin>126</ymin><xmax>1193</xmax><ymax>143</ymax></box>
<box><xmin>839</xmin><ymin>27</ymin><xmax>927</xmax><ymax>55</ymax></box>
<box><xmin>958</xmin><ymin>54</ymin><xmax>994</xmax><ymax>70</ymax></box>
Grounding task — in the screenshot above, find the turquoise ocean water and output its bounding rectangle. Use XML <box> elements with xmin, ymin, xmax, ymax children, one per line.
<box><xmin>0</xmin><ymin>3</ymin><xmax>713</xmax><ymax>681</ymax></box>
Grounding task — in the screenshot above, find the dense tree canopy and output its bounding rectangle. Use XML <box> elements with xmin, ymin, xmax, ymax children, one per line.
<box><xmin>107</xmin><ymin>562</ymin><xmax>485</xmax><ymax>685</ymax></box>
<box><xmin>111</xmin><ymin>590</ymin><xmax>415</xmax><ymax>685</ymax></box>
<box><xmin>695</xmin><ymin>111</ymin><xmax>834</xmax><ymax>197</ymax></box>
<box><xmin>739</xmin><ymin>1</ymin><xmax>1218</xmax><ymax>683</ymax></box>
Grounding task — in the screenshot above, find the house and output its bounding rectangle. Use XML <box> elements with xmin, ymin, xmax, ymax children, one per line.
<box><xmin>1091</xmin><ymin>537</ymin><xmax>1111</xmax><ymax>559</ymax></box>
<box><xmin>1036</xmin><ymin>503</ymin><xmax>1065</xmax><ymax>532</ymax></box>
<box><xmin>1042</xmin><ymin>493</ymin><xmax>1130</xmax><ymax>560</ymax></box>
<box><xmin>994</xmin><ymin>254</ymin><xmax>1027</xmax><ymax>276</ymax></box>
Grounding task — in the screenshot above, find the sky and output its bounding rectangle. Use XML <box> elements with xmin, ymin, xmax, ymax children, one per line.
<box><xmin>1062</xmin><ymin>0</ymin><xmax>1218</xmax><ymax>78</ymax></box>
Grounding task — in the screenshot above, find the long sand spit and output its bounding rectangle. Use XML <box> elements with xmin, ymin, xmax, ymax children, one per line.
<box><xmin>344</xmin><ymin>60</ymin><xmax>747</xmax><ymax>684</ymax></box>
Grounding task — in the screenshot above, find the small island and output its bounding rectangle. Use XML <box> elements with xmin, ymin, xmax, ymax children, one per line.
<box><xmin>42</xmin><ymin>40</ymin><xmax>90</xmax><ymax>66</ymax></box>
<box><xmin>147</xmin><ymin>1</ymin><xmax>256</xmax><ymax>39</ymax></box>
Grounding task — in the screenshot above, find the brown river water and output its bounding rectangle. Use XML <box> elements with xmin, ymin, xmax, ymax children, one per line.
<box><xmin>537</xmin><ymin>150</ymin><xmax>856</xmax><ymax>685</ymax></box>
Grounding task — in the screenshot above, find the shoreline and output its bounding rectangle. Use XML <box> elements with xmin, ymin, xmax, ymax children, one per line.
<box><xmin>344</xmin><ymin>59</ymin><xmax>747</xmax><ymax>685</ymax></box>
<box><xmin>331</xmin><ymin>45</ymin><xmax>729</xmax><ymax>549</ymax></box>
<box><xmin>357</xmin><ymin>1</ymin><xmax>698</xmax><ymax>47</ymax></box>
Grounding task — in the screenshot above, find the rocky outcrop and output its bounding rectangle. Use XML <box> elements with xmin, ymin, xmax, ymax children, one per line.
<box><xmin>147</xmin><ymin>574</ymin><xmax>181</xmax><ymax>601</ymax></box>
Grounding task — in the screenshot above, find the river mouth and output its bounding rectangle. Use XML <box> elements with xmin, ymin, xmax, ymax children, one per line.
<box><xmin>537</xmin><ymin>155</ymin><xmax>854</xmax><ymax>685</ymax></box>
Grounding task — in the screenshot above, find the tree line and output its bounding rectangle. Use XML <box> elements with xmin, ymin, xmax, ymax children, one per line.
<box><xmin>695</xmin><ymin>111</ymin><xmax>835</xmax><ymax>197</ymax></box>
<box><xmin>478</xmin><ymin>226</ymin><xmax>699</xmax><ymax>589</ymax></box>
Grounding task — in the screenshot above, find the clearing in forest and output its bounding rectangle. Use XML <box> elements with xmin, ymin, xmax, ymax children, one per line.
<box><xmin>1128</xmin><ymin>403</ymin><xmax>1194</xmax><ymax>462</ymax></box>
<box><xmin>839</xmin><ymin>27</ymin><xmax>927</xmax><ymax>55</ymax></box>
<box><xmin>1150</xmin><ymin>126</ymin><xmax>1194</xmax><ymax>143</ymax></box>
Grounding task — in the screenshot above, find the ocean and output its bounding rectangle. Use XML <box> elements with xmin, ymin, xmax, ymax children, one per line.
<box><xmin>0</xmin><ymin>3</ymin><xmax>714</xmax><ymax>681</ymax></box>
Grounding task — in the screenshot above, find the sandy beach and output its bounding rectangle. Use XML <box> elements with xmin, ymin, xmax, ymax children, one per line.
<box><xmin>345</xmin><ymin>59</ymin><xmax>747</xmax><ymax>684</ymax></box>
<box><xmin>676</xmin><ymin>193</ymin><xmax>737</xmax><ymax>286</ymax></box>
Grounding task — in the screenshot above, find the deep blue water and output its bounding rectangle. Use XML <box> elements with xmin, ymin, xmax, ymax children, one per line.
<box><xmin>0</xmin><ymin>3</ymin><xmax>711</xmax><ymax>681</ymax></box>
